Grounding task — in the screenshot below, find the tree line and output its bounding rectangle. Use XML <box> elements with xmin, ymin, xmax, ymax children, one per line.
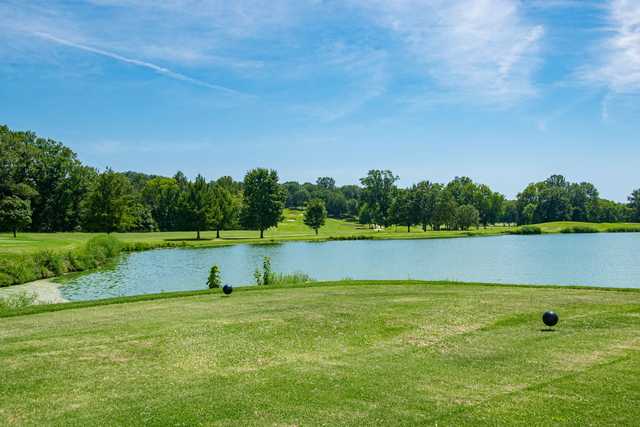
<box><xmin>1</xmin><ymin>124</ymin><xmax>639</xmax><ymax>237</ymax></box>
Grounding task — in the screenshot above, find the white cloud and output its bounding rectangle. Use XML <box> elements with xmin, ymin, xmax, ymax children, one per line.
<box><xmin>354</xmin><ymin>0</ymin><xmax>544</xmax><ymax>105</ymax></box>
<box><xmin>585</xmin><ymin>0</ymin><xmax>640</xmax><ymax>93</ymax></box>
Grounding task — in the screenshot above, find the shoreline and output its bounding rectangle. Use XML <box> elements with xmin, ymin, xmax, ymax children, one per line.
<box><xmin>0</xmin><ymin>278</ymin><xmax>68</xmax><ymax>304</ymax></box>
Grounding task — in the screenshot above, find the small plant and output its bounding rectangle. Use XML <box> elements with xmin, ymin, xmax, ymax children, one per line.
<box><xmin>206</xmin><ymin>264</ymin><xmax>222</xmax><ymax>289</ymax></box>
<box><xmin>262</xmin><ymin>256</ymin><xmax>272</xmax><ymax>285</ymax></box>
<box><xmin>254</xmin><ymin>268</ymin><xmax>263</xmax><ymax>286</ymax></box>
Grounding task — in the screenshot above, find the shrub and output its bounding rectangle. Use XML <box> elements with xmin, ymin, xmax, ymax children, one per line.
<box><xmin>207</xmin><ymin>265</ymin><xmax>221</xmax><ymax>289</ymax></box>
<box><xmin>0</xmin><ymin>235</ymin><xmax>124</xmax><ymax>287</ymax></box>
<box><xmin>607</xmin><ymin>226</ymin><xmax>640</xmax><ymax>233</ymax></box>
<box><xmin>560</xmin><ymin>225</ymin><xmax>599</xmax><ymax>234</ymax></box>
<box><xmin>328</xmin><ymin>235</ymin><xmax>374</xmax><ymax>241</ymax></box>
<box><xmin>511</xmin><ymin>225</ymin><xmax>542</xmax><ymax>235</ymax></box>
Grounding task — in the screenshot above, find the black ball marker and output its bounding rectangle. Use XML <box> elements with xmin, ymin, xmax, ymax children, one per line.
<box><xmin>542</xmin><ymin>310</ymin><xmax>559</xmax><ymax>327</ymax></box>
<box><xmin>222</xmin><ymin>284</ymin><xmax>233</xmax><ymax>295</ymax></box>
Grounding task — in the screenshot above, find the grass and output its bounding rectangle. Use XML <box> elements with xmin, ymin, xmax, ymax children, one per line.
<box><xmin>1</xmin><ymin>280</ymin><xmax>639</xmax><ymax>425</ymax></box>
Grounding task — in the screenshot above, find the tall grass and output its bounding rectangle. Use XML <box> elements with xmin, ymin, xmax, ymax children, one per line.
<box><xmin>0</xmin><ymin>291</ymin><xmax>37</xmax><ymax>315</ymax></box>
<box><xmin>0</xmin><ymin>236</ymin><xmax>124</xmax><ymax>287</ymax></box>
<box><xmin>269</xmin><ymin>272</ymin><xmax>315</xmax><ymax>285</ymax></box>
<box><xmin>510</xmin><ymin>226</ymin><xmax>542</xmax><ymax>235</ymax></box>
<box><xmin>560</xmin><ymin>225</ymin><xmax>599</xmax><ymax>233</ymax></box>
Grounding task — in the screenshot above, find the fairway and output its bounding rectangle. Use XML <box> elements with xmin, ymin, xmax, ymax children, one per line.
<box><xmin>1</xmin><ymin>281</ymin><xmax>639</xmax><ymax>425</ymax></box>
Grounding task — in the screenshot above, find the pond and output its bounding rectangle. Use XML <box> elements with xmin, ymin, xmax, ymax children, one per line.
<box><xmin>59</xmin><ymin>233</ymin><xmax>640</xmax><ymax>300</ymax></box>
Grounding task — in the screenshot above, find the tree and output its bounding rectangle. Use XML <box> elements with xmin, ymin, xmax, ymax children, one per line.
<box><xmin>211</xmin><ymin>184</ymin><xmax>239</xmax><ymax>238</ymax></box>
<box><xmin>360</xmin><ymin>170</ymin><xmax>398</xmax><ymax>227</ymax></box>
<box><xmin>82</xmin><ymin>168</ymin><xmax>134</xmax><ymax>233</ymax></box>
<box><xmin>432</xmin><ymin>186</ymin><xmax>456</xmax><ymax>230</ymax></box>
<box><xmin>0</xmin><ymin>196</ymin><xmax>32</xmax><ymax>237</ymax></box>
<box><xmin>358</xmin><ymin>203</ymin><xmax>373</xmax><ymax>227</ymax></box>
<box><xmin>390</xmin><ymin>188</ymin><xmax>415</xmax><ymax>232</ymax></box>
<box><xmin>629</xmin><ymin>189</ymin><xmax>640</xmax><ymax>222</ymax></box>
<box><xmin>413</xmin><ymin>181</ymin><xmax>438</xmax><ymax>231</ymax></box>
<box><xmin>240</xmin><ymin>168</ymin><xmax>287</xmax><ymax>238</ymax></box>
<box><xmin>184</xmin><ymin>175</ymin><xmax>215</xmax><ymax>240</ymax></box>
<box><xmin>303</xmin><ymin>199</ymin><xmax>327</xmax><ymax>235</ymax></box>
<box><xmin>207</xmin><ymin>265</ymin><xmax>221</xmax><ymax>289</ymax></box>
<box><xmin>142</xmin><ymin>177</ymin><xmax>182</xmax><ymax>231</ymax></box>
<box><xmin>316</xmin><ymin>177</ymin><xmax>336</xmax><ymax>190</ymax></box>
<box><xmin>454</xmin><ymin>204</ymin><xmax>480</xmax><ymax>230</ymax></box>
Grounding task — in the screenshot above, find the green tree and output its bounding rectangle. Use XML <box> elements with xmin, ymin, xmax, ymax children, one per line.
<box><xmin>240</xmin><ymin>168</ymin><xmax>287</xmax><ymax>238</ymax></box>
<box><xmin>211</xmin><ymin>184</ymin><xmax>239</xmax><ymax>238</ymax></box>
<box><xmin>390</xmin><ymin>188</ymin><xmax>415</xmax><ymax>232</ymax></box>
<box><xmin>358</xmin><ymin>202</ymin><xmax>373</xmax><ymax>227</ymax></box>
<box><xmin>629</xmin><ymin>189</ymin><xmax>640</xmax><ymax>222</ymax></box>
<box><xmin>207</xmin><ymin>265</ymin><xmax>221</xmax><ymax>289</ymax></box>
<box><xmin>360</xmin><ymin>170</ymin><xmax>398</xmax><ymax>227</ymax></box>
<box><xmin>184</xmin><ymin>175</ymin><xmax>215</xmax><ymax>240</ymax></box>
<box><xmin>412</xmin><ymin>181</ymin><xmax>438</xmax><ymax>231</ymax></box>
<box><xmin>432</xmin><ymin>186</ymin><xmax>456</xmax><ymax>230</ymax></box>
<box><xmin>82</xmin><ymin>168</ymin><xmax>134</xmax><ymax>233</ymax></box>
<box><xmin>142</xmin><ymin>177</ymin><xmax>182</xmax><ymax>231</ymax></box>
<box><xmin>0</xmin><ymin>196</ymin><xmax>32</xmax><ymax>237</ymax></box>
<box><xmin>454</xmin><ymin>204</ymin><xmax>480</xmax><ymax>230</ymax></box>
<box><xmin>303</xmin><ymin>199</ymin><xmax>327</xmax><ymax>235</ymax></box>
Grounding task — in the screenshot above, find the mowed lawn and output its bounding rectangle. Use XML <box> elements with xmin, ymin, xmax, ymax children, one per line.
<box><xmin>1</xmin><ymin>281</ymin><xmax>639</xmax><ymax>425</ymax></box>
<box><xmin>0</xmin><ymin>210</ymin><xmax>513</xmax><ymax>255</ymax></box>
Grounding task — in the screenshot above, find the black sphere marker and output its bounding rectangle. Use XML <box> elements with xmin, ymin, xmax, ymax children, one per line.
<box><xmin>222</xmin><ymin>284</ymin><xmax>233</xmax><ymax>295</ymax></box>
<box><xmin>542</xmin><ymin>311</ymin><xmax>559</xmax><ymax>327</ymax></box>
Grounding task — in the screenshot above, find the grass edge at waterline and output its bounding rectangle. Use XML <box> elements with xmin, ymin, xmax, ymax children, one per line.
<box><xmin>3</xmin><ymin>279</ymin><xmax>640</xmax><ymax>318</ymax></box>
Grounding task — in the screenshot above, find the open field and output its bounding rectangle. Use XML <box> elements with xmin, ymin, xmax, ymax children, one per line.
<box><xmin>1</xmin><ymin>281</ymin><xmax>639</xmax><ymax>425</ymax></box>
<box><xmin>0</xmin><ymin>210</ymin><xmax>514</xmax><ymax>255</ymax></box>
<box><xmin>3</xmin><ymin>209</ymin><xmax>640</xmax><ymax>257</ymax></box>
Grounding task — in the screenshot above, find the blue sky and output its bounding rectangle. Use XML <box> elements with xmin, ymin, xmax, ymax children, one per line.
<box><xmin>1</xmin><ymin>0</ymin><xmax>639</xmax><ymax>201</ymax></box>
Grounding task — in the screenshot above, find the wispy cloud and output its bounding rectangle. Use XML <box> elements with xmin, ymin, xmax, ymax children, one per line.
<box><xmin>31</xmin><ymin>32</ymin><xmax>243</xmax><ymax>94</ymax></box>
<box><xmin>583</xmin><ymin>0</ymin><xmax>640</xmax><ymax>94</ymax></box>
<box><xmin>354</xmin><ymin>0</ymin><xmax>544</xmax><ymax>105</ymax></box>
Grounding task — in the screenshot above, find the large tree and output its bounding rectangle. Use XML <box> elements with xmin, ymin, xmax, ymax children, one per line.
<box><xmin>412</xmin><ymin>181</ymin><xmax>438</xmax><ymax>231</ymax></box>
<box><xmin>454</xmin><ymin>204</ymin><xmax>480</xmax><ymax>230</ymax></box>
<box><xmin>184</xmin><ymin>175</ymin><xmax>215</xmax><ymax>240</ymax></box>
<box><xmin>82</xmin><ymin>168</ymin><xmax>133</xmax><ymax>233</ymax></box>
<box><xmin>241</xmin><ymin>168</ymin><xmax>287</xmax><ymax>238</ymax></box>
<box><xmin>629</xmin><ymin>189</ymin><xmax>640</xmax><ymax>222</ymax></box>
<box><xmin>211</xmin><ymin>184</ymin><xmax>239</xmax><ymax>238</ymax></box>
<box><xmin>303</xmin><ymin>199</ymin><xmax>327</xmax><ymax>235</ymax></box>
<box><xmin>360</xmin><ymin>170</ymin><xmax>398</xmax><ymax>227</ymax></box>
<box><xmin>390</xmin><ymin>188</ymin><xmax>416</xmax><ymax>232</ymax></box>
<box><xmin>0</xmin><ymin>196</ymin><xmax>32</xmax><ymax>237</ymax></box>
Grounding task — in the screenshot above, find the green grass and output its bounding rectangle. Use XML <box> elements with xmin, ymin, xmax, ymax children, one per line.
<box><xmin>1</xmin><ymin>280</ymin><xmax>639</xmax><ymax>425</ymax></box>
<box><xmin>0</xmin><ymin>210</ymin><xmax>512</xmax><ymax>256</ymax></box>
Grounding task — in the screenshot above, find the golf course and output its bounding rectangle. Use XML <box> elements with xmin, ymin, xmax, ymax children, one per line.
<box><xmin>1</xmin><ymin>281</ymin><xmax>639</xmax><ymax>425</ymax></box>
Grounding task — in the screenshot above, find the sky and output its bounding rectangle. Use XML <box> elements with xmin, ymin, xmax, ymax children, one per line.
<box><xmin>1</xmin><ymin>0</ymin><xmax>639</xmax><ymax>201</ymax></box>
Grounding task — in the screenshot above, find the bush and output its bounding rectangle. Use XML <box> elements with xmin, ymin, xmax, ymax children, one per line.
<box><xmin>328</xmin><ymin>235</ymin><xmax>374</xmax><ymax>241</ymax></box>
<box><xmin>207</xmin><ymin>265</ymin><xmax>221</xmax><ymax>289</ymax></box>
<box><xmin>560</xmin><ymin>225</ymin><xmax>599</xmax><ymax>234</ymax></box>
<box><xmin>511</xmin><ymin>225</ymin><xmax>542</xmax><ymax>235</ymax></box>
<box><xmin>0</xmin><ymin>235</ymin><xmax>124</xmax><ymax>287</ymax></box>
<box><xmin>607</xmin><ymin>226</ymin><xmax>640</xmax><ymax>233</ymax></box>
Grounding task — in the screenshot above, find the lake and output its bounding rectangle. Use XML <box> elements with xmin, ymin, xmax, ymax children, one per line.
<box><xmin>60</xmin><ymin>233</ymin><xmax>640</xmax><ymax>300</ymax></box>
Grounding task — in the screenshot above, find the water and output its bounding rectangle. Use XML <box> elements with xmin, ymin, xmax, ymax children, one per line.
<box><xmin>60</xmin><ymin>233</ymin><xmax>640</xmax><ymax>300</ymax></box>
